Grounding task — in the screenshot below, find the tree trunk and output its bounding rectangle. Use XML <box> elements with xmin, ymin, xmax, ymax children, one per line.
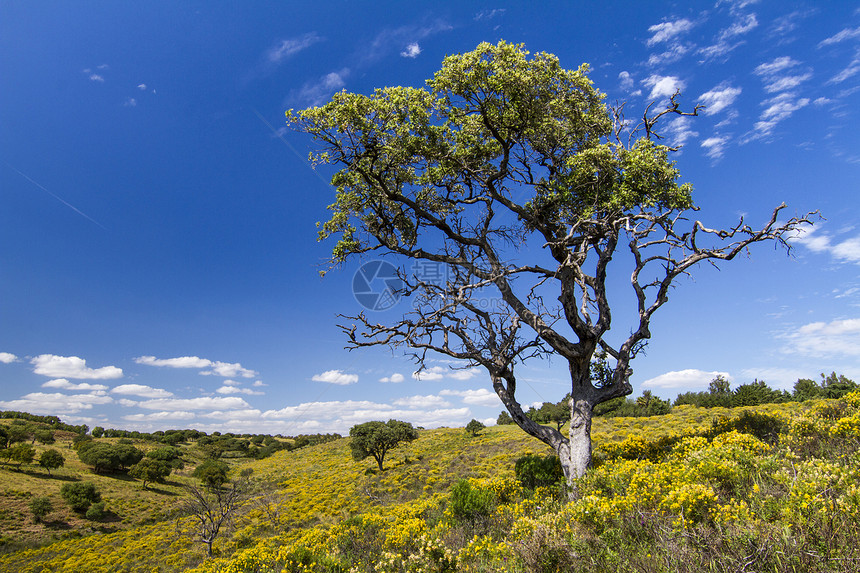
<box><xmin>560</xmin><ymin>396</ymin><xmax>594</xmax><ymax>499</ymax></box>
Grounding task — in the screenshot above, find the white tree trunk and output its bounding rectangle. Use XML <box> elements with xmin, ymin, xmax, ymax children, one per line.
<box><xmin>561</xmin><ymin>397</ymin><xmax>593</xmax><ymax>498</ymax></box>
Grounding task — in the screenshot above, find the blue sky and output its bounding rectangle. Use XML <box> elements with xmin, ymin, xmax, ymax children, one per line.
<box><xmin>1</xmin><ymin>1</ymin><xmax>859</xmax><ymax>434</ymax></box>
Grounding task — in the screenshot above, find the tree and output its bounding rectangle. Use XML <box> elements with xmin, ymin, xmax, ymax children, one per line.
<box><xmin>181</xmin><ymin>477</ymin><xmax>250</xmax><ymax>557</ymax></box>
<box><xmin>39</xmin><ymin>449</ymin><xmax>65</xmax><ymax>476</ymax></box>
<box><xmin>34</xmin><ymin>429</ymin><xmax>55</xmax><ymax>445</ymax></box>
<box><xmin>349</xmin><ymin>420</ymin><xmax>418</xmax><ymax>470</ymax></box>
<box><xmin>289</xmin><ymin>41</ymin><xmax>815</xmax><ymax>491</ymax></box>
<box><xmin>91</xmin><ymin>426</ymin><xmax>104</xmax><ymax>438</ymax></box>
<box><xmin>192</xmin><ymin>459</ymin><xmax>230</xmax><ymax>490</ymax></box>
<box><xmin>8</xmin><ymin>443</ymin><xmax>35</xmax><ymax>469</ymax></box>
<box><xmin>496</xmin><ymin>411</ymin><xmax>514</xmax><ymax>425</ymax></box>
<box><xmin>465</xmin><ymin>419</ymin><xmax>485</xmax><ymax>436</ymax></box>
<box><xmin>129</xmin><ymin>458</ymin><xmax>171</xmax><ymax>489</ymax></box>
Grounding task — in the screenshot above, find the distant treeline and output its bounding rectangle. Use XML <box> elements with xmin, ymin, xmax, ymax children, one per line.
<box><xmin>497</xmin><ymin>372</ymin><xmax>857</xmax><ymax>424</ymax></box>
<box><xmin>1</xmin><ymin>410</ymin><xmax>341</xmax><ymax>461</ymax></box>
<box><xmin>0</xmin><ymin>411</ymin><xmax>90</xmax><ymax>435</ymax></box>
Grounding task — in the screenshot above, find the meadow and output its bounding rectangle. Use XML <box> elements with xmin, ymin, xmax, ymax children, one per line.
<box><xmin>0</xmin><ymin>394</ymin><xmax>857</xmax><ymax>572</ymax></box>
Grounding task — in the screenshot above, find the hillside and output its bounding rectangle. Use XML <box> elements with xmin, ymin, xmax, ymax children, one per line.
<box><xmin>0</xmin><ymin>396</ymin><xmax>858</xmax><ymax>572</ymax></box>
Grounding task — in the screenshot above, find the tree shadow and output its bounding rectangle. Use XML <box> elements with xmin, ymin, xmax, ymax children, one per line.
<box><xmin>25</xmin><ymin>470</ymin><xmax>80</xmax><ymax>482</ymax></box>
<box><xmin>144</xmin><ymin>485</ymin><xmax>179</xmax><ymax>496</ymax></box>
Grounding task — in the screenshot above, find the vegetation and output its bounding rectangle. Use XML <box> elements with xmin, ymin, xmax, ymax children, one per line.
<box><xmin>37</xmin><ymin>449</ymin><xmax>65</xmax><ymax>476</ymax></box>
<box><xmin>290</xmin><ymin>40</ymin><xmax>815</xmax><ymax>485</ymax></box>
<box><xmin>349</xmin><ymin>420</ymin><xmax>419</xmax><ymax>470</ymax></box>
<box><xmin>465</xmin><ymin>420</ymin><xmax>485</xmax><ymax>437</ymax></box>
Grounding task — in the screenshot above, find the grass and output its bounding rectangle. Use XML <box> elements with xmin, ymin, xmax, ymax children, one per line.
<box><xmin>0</xmin><ymin>397</ymin><xmax>856</xmax><ymax>572</ymax></box>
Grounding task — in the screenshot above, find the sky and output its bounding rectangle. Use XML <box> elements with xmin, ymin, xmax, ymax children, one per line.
<box><xmin>1</xmin><ymin>1</ymin><xmax>859</xmax><ymax>435</ymax></box>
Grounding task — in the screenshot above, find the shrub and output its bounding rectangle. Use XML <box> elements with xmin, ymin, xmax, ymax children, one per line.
<box><xmin>60</xmin><ymin>482</ymin><xmax>101</xmax><ymax>512</ymax></box>
<box><xmin>192</xmin><ymin>459</ymin><xmax>229</xmax><ymax>489</ymax></box>
<box><xmin>465</xmin><ymin>419</ymin><xmax>485</xmax><ymax>436</ymax></box>
<box><xmin>29</xmin><ymin>496</ymin><xmax>52</xmax><ymax>523</ymax></box>
<box><xmin>449</xmin><ymin>479</ymin><xmax>495</xmax><ymax>522</ymax></box>
<box><xmin>85</xmin><ymin>501</ymin><xmax>106</xmax><ymax>521</ymax></box>
<box><xmin>514</xmin><ymin>454</ymin><xmax>564</xmax><ymax>489</ymax></box>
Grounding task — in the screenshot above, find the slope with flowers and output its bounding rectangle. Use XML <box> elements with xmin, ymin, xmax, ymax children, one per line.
<box><xmin>1</xmin><ymin>396</ymin><xmax>858</xmax><ymax>572</ymax></box>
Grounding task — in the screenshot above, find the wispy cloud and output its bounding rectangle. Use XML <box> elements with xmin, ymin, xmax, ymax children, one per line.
<box><xmin>267</xmin><ymin>32</ymin><xmax>322</xmax><ymax>64</ymax></box>
<box><xmin>646</xmin><ymin>18</ymin><xmax>694</xmax><ymax>46</ymax></box>
<box><xmin>361</xmin><ymin>20</ymin><xmax>452</xmax><ymax>63</ymax></box>
<box><xmin>829</xmin><ymin>49</ymin><xmax>860</xmax><ymax>84</ymax></box>
<box><xmin>31</xmin><ymin>354</ymin><xmax>123</xmax><ymax>380</ymax></box>
<box><xmin>42</xmin><ymin>379</ymin><xmax>109</xmax><ymax>392</ymax></box>
<box><xmin>474</xmin><ymin>9</ymin><xmax>506</xmax><ymax>21</ymax></box>
<box><xmin>753</xmin><ymin>56</ymin><xmax>812</xmax><ymax>92</ymax></box>
<box><xmin>794</xmin><ymin>226</ymin><xmax>860</xmax><ymax>264</ymax></box>
<box><xmin>818</xmin><ymin>26</ymin><xmax>860</xmax><ymax>48</ymax></box>
<box><xmin>135</xmin><ymin>355</ymin><xmax>258</xmax><ymax>378</ymax></box>
<box><xmin>778</xmin><ymin>318</ymin><xmax>860</xmax><ymax>357</ymax></box>
<box><xmin>698</xmin><ymin>84</ymin><xmax>742</xmax><ymax>115</ymax></box>
<box><xmin>294</xmin><ymin>69</ymin><xmax>349</xmax><ymax>106</ymax></box>
<box><xmin>0</xmin><ymin>392</ymin><xmax>113</xmax><ymax>415</ymax></box>
<box><xmin>641</xmin><ymin>369</ymin><xmax>733</xmax><ymax>391</ymax></box>
<box><xmin>379</xmin><ymin>373</ymin><xmax>405</xmax><ymax>383</ymax></box>
<box><xmin>701</xmin><ymin>135</ymin><xmax>731</xmax><ymax>159</ymax></box>
<box><xmin>439</xmin><ymin>388</ymin><xmax>501</xmax><ymax>407</ymax></box>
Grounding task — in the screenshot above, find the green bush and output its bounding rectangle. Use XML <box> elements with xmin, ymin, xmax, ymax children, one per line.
<box><xmin>449</xmin><ymin>479</ymin><xmax>495</xmax><ymax>522</ymax></box>
<box><xmin>515</xmin><ymin>454</ymin><xmax>563</xmax><ymax>489</ymax></box>
<box><xmin>60</xmin><ymin>482</ymin><xmax>101</xmax><ymax>512</ymax></box>
<box><xmin>29</xmin><ymin>496</ymin><xmax>52</xmax><ymax>523</ymax></box>
<box><xmin>85</xmin><ymin>501</ymin><xmax>106</xmax><ymax>521</ymax></box>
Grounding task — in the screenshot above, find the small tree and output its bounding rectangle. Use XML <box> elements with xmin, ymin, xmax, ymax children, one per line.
<box><xmin>61</xmin><ymin>481</ymin><xmax>101</xmax><ymax>512</ymax></box>
<box><xmin>39</xmin><ymin>449</ymin><xmax>65</xmax><ymax>476</ymax></box>
<box><xmin>496</xmin><ymin>411</ymin><xmax>514</xmax><ymax>425</ymax></box>
<box><xmin>34</xmin><ymin>429</ymin><xmax>55</xmax><ymax>445</ymax></box>
<box><xmin>129</xmin><ymin>458</ymin><xmax>171</xmax><ymax>489</ymax></box>
<box><xmin>29</xmin><ymin>496</ymin><xmax>52</xmax><ymax>523</ymax></box>
<box><xmin>193</xmin><ymin>459</ymin><xmax>230</xmax><ymax>490</ymax></box>
<box><xmin>9</xmin><ymin>443</ymin><xmax>35</xmax><ymax>469</ymax></box>
<box><xmin>181</xmin><ymin>477</ymin><xmax>249</xmax><ymax>557</ymax></box>
<box><xmin>465</xmin><ymin>419</ymin><xmax>485</xmax><ymax>437</ymax></box>
<box><xmin>349</xmin><ymin>420</ymin><xmax>418</xmax><ymax>470</ymax></box>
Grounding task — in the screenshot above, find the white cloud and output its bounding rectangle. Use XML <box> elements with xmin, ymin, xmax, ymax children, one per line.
<box><xmin>252</xmin><ymin>380</ymin><xmax>267</xmax><ymax>387</ymax></box>
<box><xmin>794</xmin><ymin>227</ymin><xmax>860</xmax><ymax>263</ymax></box>
<box><xmin>642</xmin><ymin>75</ymin><xmax>686</xmax><ymax>100</ymax></box>
<box><xmin>829</xmin><ymin>50</ymin><xmax>860</xmax><ymax>84</ymax></box>
<box><xmin>641</xmin><ymin>369</ymin><xmax>733</xmax><ymax>391</ymax></box>
<box><xmin>267</xmin><ymin>32</ymin><xmax>322</xmax><ymax>63</ymax></box>
<box><xmin>136</xmin><ymin>355</ymin><xmax>257</xmax><ymax>378</ymax></box>
<box><xmin>135</xmin><ymin>355</ymin><xmax>212</xmax><ymax>368</ymax></box>
<box><xmin>111</xmin><ymin>384</ymin><xmax>174</xmax><ymax>398</ymax></box>
<box><xmin>647</xmin><ymin>19</ymin><xmax>694</xmax><ymax>46</ymax></box>
<box><xmin>124</xmin><ymin>411</ymin><xmax>197</xmax><ymax>422</ymax></box>
<box><xmin>701</xmin><ymin>135</ymin><xmax>731</xmax><ymax>159</ymax></box>
<box><xmin>440</xmin><ymin>388</ymin><xmax>502</xmax><ymax>407</ymax></box>
<box><xmin>647</xmin><ymin>44</ymin><xmax>690</xmax><ymax>66</ymax></box>
<box><xmin>216</xmin><ymin>384</ymin><xmax>264</xmax><ymax>396</ymax></box>
<box><xmin>296</xmin><ymin>69</ymin><xmax>349</xmax><ymax>106</ymax></box>
<box><xmin>124</xmin><ymin>98</ymin><xmax>137</xmax><ymax>107</ymax></box>
<box><xmin>448</xmin><ymin>368</ymin><xmax>481</xmax><ymax>381</ymax></box>
<box><xmin>412</xmin><ymin>366</ymin><xmax>446</xmax><ymax>381</ymax></box>
<box><xmin>392</xmin><ymin>395</ymin><xmax>451</xmax><ymax>408</ymax></box>
<box><xmin>779</xmin><ymin>318</ymin><xmax>860</xmax><ymax>357</ymax></box>
<box><xmin>88</xmin><ymin>74</ymin><xmax>104</xmax><ymax>82</ymax></box>
<box><xmin>41</xmin><ymin>378</ymin><xmax>109</xmax><ymax>392</ymax></box>
<box><xmin>753</xmin><ymin>56</ymin><xmax>812</xmax><ymax>93</ymax></box>
<box><xmin>722</xmin><ymin>13</ymin><xmax>758</xmax><ymax>38</ymax></box>
<box><xmin>136</xmin><ymin>396</ymin><xmax>252</xmax><ymax>411</ymax></box>
<box><xmin>698</xmin><ymin>84</ymin><xmax>742</xmax><ymax>115</ymax></box>
<box><xmin>31</xmin><ymin>354</ymin><xmax>123</xmax><ymax>380</ymax></box>
<box><xmin>618</xmin><ymin>71</ymin><xmax>634</xmax><ymax>90</ymax></box>
<box><xmin>379</xmin><ymin>373</ymin><xmax>405</xmax><ymax>383</ymax></box>
<box><xmin>474</xmin><ymin>9</ymin><xmax>505</xmax><ymax>21</ymax></box>
<box><xmin>137</xmin><ymin>84</ymin><xmax>147</xmax><ymax>90</ymax></box>
<box><xmin>400</xmin><ymin>43</ymin><xmax>421</xmax><ymax>58</ymax></box>
<box><xmin>0</xmin><ymin>392</ymin><xmax>113</xmax><ymax>415</ymax></box>
<box><xmin>663</xmin><ymin>116</ymin><xmax>699</xmax><ymax>149</ymax></box>
<box><xmin>818</xmin><ymin>27</ymin><xmax>860</xmax><ymax>48</ymax></box>
<box><xmin>0</xmin><ymin>352</ymin><xmax>17</xmax><ymax>363</ymax></box>
<box><xmin>203</xmin><ymin>361</ymin><xmax>258</xmax><ymax>379</ymax></box>
<box><xmin>749</xmin><ymin>93</ymin><xmax>810</xmax><ymax>139</ymax></box>
<box><xmin>312</xmin><ymin>369</ymin><xmax>359</xmax><ymax>385</ymax></box>
<box><xmin>362</xmin><ymin>21</ymin><xmax>452</xmax><ymax>63</ymax></box>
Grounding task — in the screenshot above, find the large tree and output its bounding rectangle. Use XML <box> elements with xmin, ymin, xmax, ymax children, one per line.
<box><xmin>349</xmin><ymin>419</ymin><xmax>419</xmax><ymax>470</ymax></box>
<box><xmin>289</xmin><ymin>41</ymin><xmax>814</xmax><ymax>492</ymax></box>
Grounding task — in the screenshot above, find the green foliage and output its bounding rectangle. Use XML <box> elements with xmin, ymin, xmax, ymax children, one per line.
<box><xmin>465</xmin><ymin>419</ymin><xmax>485</xmax><ymax>437</ymax></box>
<box><xmin>448</xmin><ymin>479</ymin><xmax>495</xmax><ymax>522</ymax></box>
<box><xmin>514</xmin><ymin>453</ymin><xmax>564</xmax><ymax>489</ymax></box>
<box><xmin>349</xmin><ymin>420</ymin><xmax>419</xmax><ymax>470</ymax></box>
<box><xmin>29</xmin><ymin>496</ymin><xmax>52</xmax><ymax>523</ymax></box>
<box><xmin>128</xmin><ymin>458</ymin><xmax>171</xmax><ymax>489</ymax></box>
<box><xmin>60</xmin><ymin>481</ymin><xmax>102</xmax><ymax>512</ymax></box>
<box><xmin>7</xmin><ymin>443</ymin><xmax>35</xmax><ymax>468</ymax></box>
<box><xmin>496</xmin><ymin>411</ymin><xmax>514</xmax><ymax>425</ymax></box>
<box><xmin>38</xmin><ymin>448</ymin><xmax>65</xmax><ymax>475</ymax></box>
<box><xmin>192</xmin><ymin>459</ymin><xmax>230</xmax><ymax>489</ymax></box>
<box><xmin>33</xmin><ymin>429</ymin><xmax>55</xmax><ymax>445</ymax></box>
<box><xmin>76</xmin><ymin>441</ymin><xmax>144</xmax><ymax>473</ymax></box>
<box><xmin>91</xmin><ymin>426</ymin><xmax>104</xmax><ymax>438</ymax></box>
<box><xmin>85</xmin><ymin>501</ymin><xmax>107</xmax><ymax>521</ymax></box>
<box><xmin>594</xmin><ymin>392</ymin><xmax>672</xmax><ymax>417</ymax></box>
<box><xmin>710</xmin><ymin>411</ymin><xmax>784</xmax><ymax>444</ymax></box>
